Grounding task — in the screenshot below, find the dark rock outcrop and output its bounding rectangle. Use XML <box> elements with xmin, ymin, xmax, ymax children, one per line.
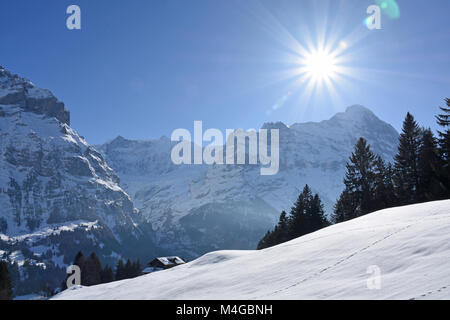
<box><xmin>0</xmin><ymin>66</ymin><xmax>70</xmax><ymax>125</ymax></box>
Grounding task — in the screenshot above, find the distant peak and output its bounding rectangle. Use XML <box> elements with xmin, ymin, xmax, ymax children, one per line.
<box><xmin>344</xmin><ymin>105</ymin><xmax>374</xmax><ymax>115</ymax></box>
<box><xmin>330</xmin><ymin>105</ymin><xmax>378</xmax><ymax>123</ymax></box>
<box><xmin>111</xmin><ymin>135</ymin><xmax>129</xmax><ymax>144</ymax></box>
<box><xmin>261</xmin><ymin>121</ymin><xmax>289</xmax><ymax>130</ymax></box>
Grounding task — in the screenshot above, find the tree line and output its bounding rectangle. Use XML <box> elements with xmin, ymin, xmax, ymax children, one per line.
<box><xmin>62</xmin><ymin>251</ymin><xmax>143</xmax><ymax>289</ymax></box>
<box><xmin>0</xmin><ymin>261</ymin><xmax>13</xmax><ymax>300</ymax></box>
<box><xmin>258</xmin><ymin>99</ymin><xmax>450</xmax><ymax>249</ymax></box>
<box><xmin>333</xmin><ymin>100</ymin><xmax>450</xmax><ymax>222</ymax></box>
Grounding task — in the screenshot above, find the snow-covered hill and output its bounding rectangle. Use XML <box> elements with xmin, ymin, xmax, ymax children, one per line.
<box><xmin>97</xmin><ymin>105</ymin><xmax>399</xmax><ymax>258</ymax></box>
<box><xmin>54</xmin><ymin>200</ymin><xmax>450</xmax><ymax>300</ymax></box>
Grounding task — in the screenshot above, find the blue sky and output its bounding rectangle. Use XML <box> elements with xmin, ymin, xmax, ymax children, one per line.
<box><xmin>1</xmin><ymin>0</ymin><xmax>449</xmax><ymax>144</ymax></box>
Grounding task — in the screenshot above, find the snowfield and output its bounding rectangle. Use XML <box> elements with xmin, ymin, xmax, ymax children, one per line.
<box><xmin>54</xmin><ymin>200</ymin><xmax>450</xmax><ymax>300</ymax></box>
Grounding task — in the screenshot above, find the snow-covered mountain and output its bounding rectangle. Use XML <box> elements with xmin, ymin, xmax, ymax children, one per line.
<box><xmin>54</xmin><ymin>200</ymin><xmax>450</xmax><ymax>300</ymax></box>
<box><xmin>0</xmin><ymin>64</ymin><xmax>401</xmax><ymax>296</ymax></box>
<box><xmin>97</xmin><ymin>105</ymin><xmax>399</xmax><ymax>258</ymax></box>
<box><xmin>0</xmin><ymin>66</ymin><xmax>153</xmax><ymax>295</ymax></box>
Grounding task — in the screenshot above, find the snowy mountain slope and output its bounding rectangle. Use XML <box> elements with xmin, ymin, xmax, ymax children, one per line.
<box><xmin>0</xmin><ymin>65</ymin><xmax>154</xmax><ymax>295</ymax></box>
<box><xmin>97</xmin><ymin>105</ymin><xmax>399</xmax><ymax>258</ymax></box>
<box><xmin>54</xmin><ymin>200</ymin><xmax>450</xmax><ymax>300</ymax></box>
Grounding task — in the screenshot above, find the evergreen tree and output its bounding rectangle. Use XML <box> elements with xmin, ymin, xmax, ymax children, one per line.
<box><xmin>334</xmin><ymin>138</ymin><xmax>377</xmax><ymax>221</ymax></box>
<box><xmin>125</xmin><ymin>259</ymin><xmax>133</xmax><ymax>279</ymax></box>
<box><xmin>257</xmin><ymin>211</ymin><xmax>290</xmax><ymax>249</ymax></box>
<box><xmin>132</xmin><ymin>260</ymin><xmax>142</xmax><ymax>278</ymax></box>
<box><xmin>275</xmin><ymin>211</ymin><xmax>290</xmax><ymax>244</ymax></box>
<box><xmin>373</xmin><ymin>156</ymin><xmax>396</xmax><ymax>210</ymax></box>
<box><xmin>40</xmin><ymin>281</ymin><xmax>52</xmax><ymax>298</ymax></box>
<box><xmin>115</xmin><ymin>260</ymin><xmax>125</xmax><ymax>281</ymax></box>
<box><xmin>309</xmin><ymin>194</ymin><xmax>329</xmax><ymax>231</ymax></box>
<box><xmin>101</xmin><ymin>265</ymin><xmax>115</xmax><ymax>284</ymax></box>
<box><xmin>73</xmin><ymin>251</ymin><xmax>85</xmax><ymax>269</ymax></box>
<box><xmin>289</xmin><ymin>185</ymin><xmax>313</xmax><ymax>237</ymax></box>
<box><xmin>290</xmin><ymin>185</ymin><xmax>329</xmax><ymax>239</ymax></box>
<box><xmin>436</xmin><ymin>98</ymin><xmax>450</xmax><ymax>194</ymax></box>
<box><xmin>6</xmin><ymin>262</ymin><xmax>20</xmax><ymax>295</ymax></box>
<box><xmin>257</xmin><ymin>230</ymin><xmax>274</xmax><ymax>250</ymax></box>
<box><xmin>70</xmin><ymin>251</ymin><xmax>86</xmax><ymax>286</ymax></box>
<box><xmin>83</xmin><ymin>252</ymin><xmax>102</xmax><ymax>286</ymax></box>
<box><xmin>258</xmin><ymin>186</ymin><xmax>329</xmax><ymax>249</ymax></box>
<box><xmin>394</xmin><ymin>113</ymin><xmax>421</xmax><ymax>204</ymax></box>
<box><xmin>384</xmin><ymin>162</ymin><xmax>397</xmax><ymax>206</ymax></box>
<box><xmin>417</xmin><ymin>128</ymin><xmax>446</xmax><ymax>201</ymax></box>
<box><xmin>0</xmin><ymin>261</ymin><xmax>13</xmax><ymax>300</ymax></box>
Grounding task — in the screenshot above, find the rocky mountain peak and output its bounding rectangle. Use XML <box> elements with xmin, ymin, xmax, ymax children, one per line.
<box><xmin>330</xmin><ymin>104</ymin><xmax>378</xmax><ymax>123</ymax></box>
<box><xmin>0</xmin><ymin>65</ymin><xmax>70</xmax><ymax>125</ymax></box>
<box><xmin>261</xmin><ymin>121</ymin><xmax>289</xmax><ymax>131</ymax></box>
<box><xmin>0</xmin><ymin>67</ymin><xmax>150</xmax><ymax>296</ymax></box>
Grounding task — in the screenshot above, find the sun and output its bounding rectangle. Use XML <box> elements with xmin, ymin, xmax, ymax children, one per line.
<box><xmin>303</xmin><ymin>50</ymin><xmax>338</xmax><ymax>81</ymax></box>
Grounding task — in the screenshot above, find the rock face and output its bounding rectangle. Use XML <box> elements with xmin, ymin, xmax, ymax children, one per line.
<box><xmin>98</xmin><ymin>105</ymin><xmax>399</xmax><ymax>259</ymax></box>
<box><xmin>0</xmin><ymin>66</ymin><xmax>153</xmax><ymax>296</ymax></box>
<box><xmin>0</xmin><ymin>66</ymin><xmax>70</xmax><ymax>125</ymax></box>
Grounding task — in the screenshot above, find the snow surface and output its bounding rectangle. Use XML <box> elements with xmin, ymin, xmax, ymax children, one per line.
<box><xmin>54</xmin><ymin>200</ymin><xmax>450</xmax><ymax>300</ymax></box>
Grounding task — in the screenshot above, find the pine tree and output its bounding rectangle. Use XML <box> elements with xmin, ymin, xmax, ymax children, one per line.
<box><xmin>290</xmin><ymin>185</ymin><xmax>328</xmax><ymax>238</ymax></box>
<box><xmin>384</xmin><ymin>162</ymin><xmax>397</xmax><ymax>206</ymax></box>
<box><xmin>394</xmin><ymin>113</ymin><xmax>421</xmax><ymax>204</ymax></box>
<box><xmin>417</xmin><ymin>128</ymin><xmax>445</xmax><ymax>201</ymax></box>
<box><xmin>72</xmin><ymin>251</ymin><xmax>86</xmax><ymax>286</ymax></box>
<box><xmin>7</xmin><ymin>262</ymin><xmax>19</xmax><ymax>295</ymax></box>
<box><xmin>334</xmin><ymin>138</ymin><xmax>377</xmax><ymax>221</ymax></box>
<box><xmin>83</xmin><ymin>252</ymin><xmax>102</xmax><ymax>286</ymax></box>
<box><xmin>132</xmin><ymin>260</ymin><xmax>142</xmax><ymax>278</ymax></box>
<box><xmin>373</xmin><ymin>156</ymin><xmax>387</xmax><ymax>210</ymax></box>
<box><xmin>101</xmin><ymin>265</ymin><xmax>115</xmax><ymax>284</ymax></box>
<box><xmin>309</xmin><ymin>194</ymin><xmax>329</xmax><ymax>230</ymax></box>
<box><xmin>124</xmin><ymin>259</ymin><xmax>133</xmax><ymax>279</ymax></box>
<box><xmin>373</xmin><ymin>156</ymin><xmax>397</xmax><ymax>210</ymax></box>
<box><xmin>0</xmin><ymin>261</ymin><xmax>13</xmax><ymax>300</ymax></box>
<box><xmin>290</xmin><ymin>185</ymin><xmax>313</xmax><ymax>238</ymax></box>
<box><xmin>332</xmin><ymin>196</ymin><xmax>345</xmax><ymax>223</ymax></box>
<box><xmin>257</xmin><ymin>187</ymin><xmax>328</xmax><ymax>249</ymax></box>
<box><xmin>73</xmin><ymin>251</ymin><xmax>85</xmax><ymax>269</ymax></box>
<box><xmin>115</xmin><ymin>260</ymin><xmax>125</xmax><ymax>281</ymax></box>
<box><xmin>257</xmin><ymin>230</ymin><xmax>275</xmax><ymax>250</ymax></box>
<box><xmin>436</xmin><ymin>98</ymin><xmax>450</xmax><ymax>194</ymax></box>
<box><xmin>276</xmin><ymin>211</ymin><xmax>290</xmax><ymax>244</ymax></box>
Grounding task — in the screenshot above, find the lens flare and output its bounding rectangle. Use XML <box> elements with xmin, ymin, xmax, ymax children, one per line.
<box><xmin>363</xmin><ymin>16</ymin><xmax>374</xmax><ymax>28</ymax></box>
<box><xmin>376</xmin><ymin>0</ymin><xmax>400</xmax><ymax>19</ymax></box>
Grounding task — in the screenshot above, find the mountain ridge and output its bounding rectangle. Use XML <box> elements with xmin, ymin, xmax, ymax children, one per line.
<box><xmin>97</xmin><ymin>104</ymin><xmax>399</xmax><ymax>259</ymax></box>
<box><xmin>0</xmin><ymin>65</ymin><xmax>70</xmax><ymax>125</ymax></box>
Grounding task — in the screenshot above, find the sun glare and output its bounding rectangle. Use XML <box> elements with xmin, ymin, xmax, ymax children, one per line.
<box><xmin>304</xmin><ymin>51</ymin><xmax>338</xmax><ymax>81</ymax></box>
